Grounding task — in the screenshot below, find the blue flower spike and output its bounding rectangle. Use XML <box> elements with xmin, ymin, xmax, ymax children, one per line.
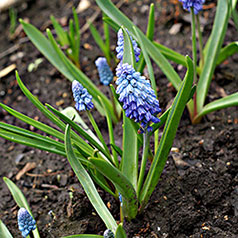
<box><xmin>95</xmin><ymin>57</ymin><xmax>114</xmax><ymax>86</ymax></box>
<box><xmin>72</xmin><ymin>80</ymin><xmax>94</xmax><ymax>111</ymax></box>
<box><xmin>116</xmin><ymin>63</ymin><xmax>161</xmax><ymax>133</ymax></box>
<box><xmin>179</xmin><ymin>0</ymin><xmax>205</xmax><ymax>14</ymax></box>
<box><xmin>18</xmin><ymin>207</ymin><xmax>36</xmax><ymax>238</ymax></box>
<box><xmin>116</xmin><ymin>28</ymin><xmax>141</xmax><ymax>63</ymax></box>
<box><xmin>103</xmin><ymin>229</ymin><xmax>115</xmax><ymax>238</ymax></box>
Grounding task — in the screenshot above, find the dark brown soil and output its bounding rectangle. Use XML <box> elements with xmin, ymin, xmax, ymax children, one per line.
<box><xmin>0</xmin><ymin>0</ymin><xmax>238</xmax><ymax>237</ymax></box>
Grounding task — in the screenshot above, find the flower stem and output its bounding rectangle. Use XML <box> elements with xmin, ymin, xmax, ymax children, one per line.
<box><xmin>86</xmin><ymin>111</ymin><xmax>114</xmax><ymax>164</ymax></box>
<box><xmin>191</xmin><ymin>7</ymin><xmax>197</xmax><ymax>84</ymax></box>
<box><xmin>196</xmin><ymin>13</ymin><xmax>204</xmax><ymax>68</ymax></box>
<box><xmin>191</xmin><ymin>7</ymin><xmax>198</xmax><ymax>118</ymax></box>
<box><xmin>137</xmin><ymin>131</ymin><xmax>150</xmax><ymax>197</ymax></box>
<box><xmin>29</xmin><ymin>231</ymin><xmax>34</xmax><ymax>238</ymax></box>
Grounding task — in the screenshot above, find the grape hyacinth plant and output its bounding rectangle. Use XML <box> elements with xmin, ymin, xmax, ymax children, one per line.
<box><xmin>95</xmin><ymin>57</ymin><xmax>114</xmax><ymax>85</ymax></box>
<box><xmin>17</xmin><ymin>208</ymin><xmax>36</xmax><ymax>238</ymax></box>
<box><xmin>0</xmin><ymin>24</ymin><xmax>194</xmax><ymax>237</ymax></box>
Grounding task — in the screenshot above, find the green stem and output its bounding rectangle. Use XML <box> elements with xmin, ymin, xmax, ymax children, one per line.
<box><xmin>154</xmin><ymin>129</ymin><xmax>159</xmax><ymax>154</ymax></box>
<box><xmin>191</xmin><ymin>8</ymin><xmax>198</xmax><ymax>118</ymax></box>
<box><xmin>86</xmin><ymin>111</ymin><xmax>112</xmax><ymax>161</ymax></box>
<box><xmin>137</xmin><ymin>131</ymin><xmax>150</xmax><ymax>197</ymax></box>
<box><xmin>196</xmin><ymin>13</ymin><xmax>204</xmax><ymax>68</ymax></box>
<box><xmin>191</xmin><ymin>8</ymin><xmax>197</xmax><ymax>84</ymax></box>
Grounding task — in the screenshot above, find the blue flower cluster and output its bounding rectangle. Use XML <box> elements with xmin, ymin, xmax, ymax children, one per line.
<box><xmin>95</xmin><ymin>57</ymin><xmax>114</xmax><ymax>85</ymax></box>
<box><xmin>116</xmin><ymin>28</ymin><xmax>141</xmax><ymax>63</ymax></box>
<box><xmin>103</xmin><ymin>229</ymin><xmax>114</xmax><ymax>238</ymax></box>
<box><xmin>179</xmin><ymin>0</ymin><xmax>205</xmax><ymax>14</ymax></box>
<box><xmin>72</xmin><ymin>80</ymin><xmax>94</xmax><ymax>111</ymax></box>
<box><xmin>116</xmin><ymin>63</ymin><xmax>161</xmax><ymax>132</ymax></box>
<box><xmin>18</xmin><ymin>208</ymin><xmax>36</xmax><ymax>237</ymax></box>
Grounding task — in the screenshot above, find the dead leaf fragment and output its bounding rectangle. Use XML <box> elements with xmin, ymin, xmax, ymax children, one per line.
<box><xmin>76</xmin><ymin>0</ymin><xmax>91</xmax><ymax>13</ymax></box>
<box><xmin>0</xmin><ymin>64</ymin><xmax>16</xmax><ymax>78</ymax></box>
<box><xmin>16</xmin><ymin>162</ymin><xmax>36</xmax><ymax>180</ymax></box>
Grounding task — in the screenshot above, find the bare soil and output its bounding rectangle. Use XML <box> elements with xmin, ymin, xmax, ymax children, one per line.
<box><xmin>0</xmin><ymin>0</ymin><xmax>238</xmax><ymax>237</ymax></box>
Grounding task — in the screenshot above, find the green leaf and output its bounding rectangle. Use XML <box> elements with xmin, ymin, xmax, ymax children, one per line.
<box><xmin>196</xmin><ymin>0</ymin><xmax>230</xmax><ymax>113</ymax></box>
<box><xmin>20</xmin><ymin>20</ymin><xmax>115</xmax><ymax>122</ymax></box>
<box><xmin>89</xmin><ymin>157</ymin><xmax>138</xmax><ymax>220</ymax></box>
<box><xmin>15</xmin><ymin>72</ymin><xmax>94</xmax><ymax>155</ymax></box>
<box><xmin>216</xmin><ymin>41</ymin><xmax>238</xmax><ymax>65</ymax></box>
<box><xmin>231</xmin><ymin>0</ymin><xmax>238</xmax><ymax>30</ymax></box>
<box><xmin>3</xmin><ymin>177</ymin><xmax>40</xmax><ymax>238</ymax></box>
<box><xmin>64</xmin><ymin>125</ymin><xmax>117</xmax><ymax>232</ymax></box>
<box><xmin>72</xmin><ymin>7</ymin><xmax>80</xmax><ymax>64</ymax></box>
<box><xmin>134</xmin><ymin>27</ymin><xmax>156</xmax><ymax>96</ymax></box>
<box><xmin>0</xmin><ymin>124</ymin><xmax>66</xmax><ymax>156</ymax></box>
<box><xmin>97</xmin><ymin>97</ymin><xmax>118</xmax><ymax>167</ymax></box>
<box><xmin>50</xmin><ymin>15</ymin><xmax>69</xmax><ymax>45</ymax></box>
<box><xmin>120</xmin><ymin>114</ymin><xmax>138</xmax><ymax>190</ymax></box>
<box><xmin>0</xmin><ymin>102</ymin><xmax>64</xmax><ymax>141</ymax></box>
<box><xmin>146</xmin><ymin>3</ymin><xmax>155</xmax><ymax>41</ymax></box>
<box><xmin>89</xmin><ymin>23</ymin><xmax>110</xmax><ymax>62</ymax></box>
<box><xmin>137</xmin><ymin>3</ymin><xmax>155</xmax><ymax>73</ymax></box>
<box><xmin>62</xmin><ymin>235</ymin><xmax>103</xmax><ymax>238</ymax></box>
<box><xmin>194</xmin><ymin>92</ymin><xmax>238</xmax><ymax>122</ymax></box>
<box><xmin>110</xmin><ymin>143</ymin><xmax>122</xmax><ymax>157</ymax></box>
<box><xmin>139</xmin><ymin>56</ymin><xmax>194</xmax><ymax>208</ymax></box>
<box><xmin>61</xmin><ymin>106</ymin><xmax>100</xmax><ymax>144</ymax></box>
<box><xmin>0</xmin><ymin>220</ymin><xmax>13</xmax><ymax>238</ymax></box>
<box><xmin>115</xmin><ymin>223</ymin><xmax>127</xmax><ymax>238</ymax></box>
<box><xmin>46</xmin><ymin>104</ymin><xmax>112</xmax><ymax>161</ymax></box>
<box><xmin>95</xmin><ymin>0</ymin><xmax>182</xmax><ymax>90</ymax></box>
<box><xmin>121</xmin><ymin>27</ymin><xmax>136</xmax><ymax>66</ymax></box>
<box><xmin>103</xmin><ymin>17</ymin><xmax>120</xmax><ymax>32</ymax></box>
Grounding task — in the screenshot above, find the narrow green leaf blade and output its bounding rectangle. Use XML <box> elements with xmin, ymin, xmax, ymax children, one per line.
<box><xmin>3</xmin><ymin>177</ymin><xmax>40</xmax><ymax>238</ymax></box>
<box><xmin>134</xmin><ymin>27</ymin><xmax>156</xmax><ymax>96</ymax></box>
<box><xmin>196</xmin><ymin>0</ymin><xmax>230</xmax><ymax>112</ymax></box>
<box><xmin>46</xmin><ymin>104</ymin><xmax>111</xmax><ymax>160</ymax></box>
<box><xmin>89</xmin><ymin>23</ymin><xmax>109</xmax><ymax>59</ymax></box>
<box><xmin>121</xmin><ymin>114</ymin><xmax>138</xmax><ymax>190</ymax></box>
<box><xmin>195</xmin><ymin>92</ymin><xmax>238</xmax><ymax>120</ymax></box>
<box><xmin>153</xmin><ymin>41</ymin><xmax>187</xmax><ymax>67</ymax></box>
<box><xmin>20</xmin><ymin>20</ymin><xmax>115</xmax><ymax>121</ymax></box>
<box><xmin>64</xmin><ymin>125</ymin><xmax>117</xmax><ymax>232</ymax></box>
<box><xmin>0</xmin><ymin>125</ymin><xmax>66</xmax><ymax>156</ymax></box>
<box><xmin>216</xmin><ymin>41</ymin><xmax>238</xmax><ymax>65</ymax></box>
<box><xmin>115</xmin><ymin>223</ymin><xmax>127</xmax><ymax>238</ymax></box>
<box><xmin>50</xmin><ymin>15</ymin><xmax>69</xmax><ymax>45</ymax></box>
<box><xmin>62</xmin><ymin>235</ymin><xmax>103</xmax><ymax>238</ymax></box>
<box><xmin>140</xmin><ymin>56</ymin><xmax>194</xmax><ymax>207</ymax></box>
<box><xmin>0</xmin><ymin>220</ymin><xmax>13</xmax><ymax>238</ymax></box>
<box><xmin>0</xmin><ymin>102</ymin><xmax>64</xmax><ymax>141</ymax></box>
<box><xmin>89</xmin><ymin>157</ymin><xmax>138</xmax><ymax>219</ymax></box>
